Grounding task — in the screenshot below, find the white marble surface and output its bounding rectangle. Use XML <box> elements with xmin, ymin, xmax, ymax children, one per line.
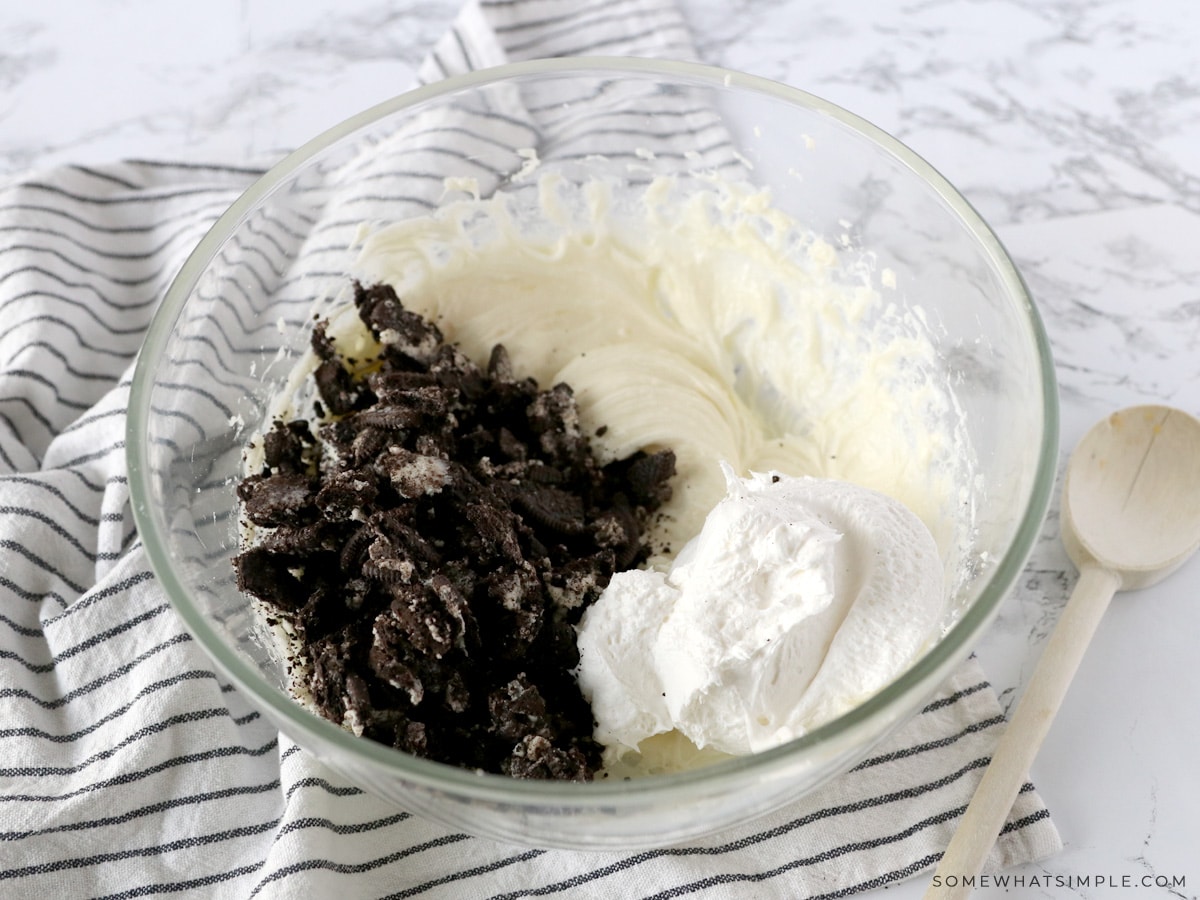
<box><xmin>4</xmin><ymin>1</ymin><xmax>1198</xmax><ymax>897</ymax></box>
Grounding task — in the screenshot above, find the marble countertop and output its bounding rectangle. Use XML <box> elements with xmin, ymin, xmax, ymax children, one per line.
<box><xmin>4</xmin><ymin>1</ymin><xmax>1197</xmax><ymax>897</ymax></box>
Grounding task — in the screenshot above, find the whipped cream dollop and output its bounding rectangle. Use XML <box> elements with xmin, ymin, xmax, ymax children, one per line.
<box><xmin>575</xmin><ymin>463</ymin><xmax>945</xmax><ymax>759</ymax></box>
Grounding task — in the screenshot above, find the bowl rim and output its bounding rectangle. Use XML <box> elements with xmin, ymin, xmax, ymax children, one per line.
<box><xmin>127</xmin><ymin>55</ymin><xmax>1060</xmax><ymax>806</ymax></box>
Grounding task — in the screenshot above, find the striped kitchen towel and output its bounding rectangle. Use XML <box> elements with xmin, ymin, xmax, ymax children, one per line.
<box><xmin>0</xmin><ymin>0</ymin><xmax>1062</xmax><ymax>898</ymax></box>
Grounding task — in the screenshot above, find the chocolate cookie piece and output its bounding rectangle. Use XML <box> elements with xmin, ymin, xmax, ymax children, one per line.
<box><xmin>234</xmin><ymin>281</ymin><xmax>675</xmax><ymax>781</ymax></box>
<box><xmin>236</xmin><ymin>471</ymin><xmax>319</xmax><ymax>528</ymax></box>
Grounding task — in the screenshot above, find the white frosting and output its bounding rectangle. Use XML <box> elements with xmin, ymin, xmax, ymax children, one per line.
<box><xmin>349</xmin><ymin>174</ymin><xmax>969</xmax><ymax>570</ymax></box>
<box><xmin>575</xmin><ymin>463</ymin><xmax>945</xmax><ymax>759</ymax></box>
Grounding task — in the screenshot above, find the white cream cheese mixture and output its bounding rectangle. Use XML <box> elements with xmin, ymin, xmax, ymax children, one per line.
<box><xmin>346</xmin><ymin>174</ymin><xmax>967</xmax><ymax>563</ymax></box>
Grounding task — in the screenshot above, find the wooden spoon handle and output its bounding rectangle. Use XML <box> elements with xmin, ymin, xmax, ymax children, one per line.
<box><xmin>923</xmin><ymin>564</ymin><xmax>1122</xmax><ymax>900</ymax></box>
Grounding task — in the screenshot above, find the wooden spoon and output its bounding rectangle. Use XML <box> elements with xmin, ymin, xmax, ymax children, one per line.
<box><xmin>924</xmin><ymin>404</ymin><xmax>1200</xmax><ymax>899</ymax></box>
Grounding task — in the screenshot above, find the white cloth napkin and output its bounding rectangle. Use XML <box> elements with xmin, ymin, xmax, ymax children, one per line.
<box><xmin>0</xmin><ymin>1</ymin><xmax>1062</xmax><ymax>897</ymax></box>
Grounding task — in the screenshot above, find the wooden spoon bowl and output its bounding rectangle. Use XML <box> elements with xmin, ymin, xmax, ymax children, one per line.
<box><xmin>925</xmin><ymin>404</ymin><xmax>1200</xmax><ymax>899</ymax></box>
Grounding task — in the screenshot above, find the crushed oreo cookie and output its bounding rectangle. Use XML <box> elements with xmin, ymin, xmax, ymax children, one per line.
<box><xmin>233</xmin><ymin>281</ymin><xmax>675</xmax><ymax>781</ymax></box>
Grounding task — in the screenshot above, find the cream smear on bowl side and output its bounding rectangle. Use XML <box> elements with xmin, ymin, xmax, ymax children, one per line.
<box><xmin>247</xmin><ymin>172</ymin><xmax>976</xmax><ymax>776</ymax></box>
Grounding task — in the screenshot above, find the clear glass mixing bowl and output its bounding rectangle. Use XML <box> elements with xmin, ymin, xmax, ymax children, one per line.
<box><xmin>127</xmin><ymin>57</ymin><xmax>1058</xmax><ymax>850</ymax></box>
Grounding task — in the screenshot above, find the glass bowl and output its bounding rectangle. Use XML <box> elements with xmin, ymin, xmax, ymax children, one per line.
<box><xmin>127</xmin><ymin>57</ymin><xmax>1058</xmax><ymax>850</ymax></box>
